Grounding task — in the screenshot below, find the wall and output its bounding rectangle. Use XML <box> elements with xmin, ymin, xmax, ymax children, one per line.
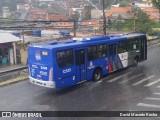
<box><xmin>20</xmin><ymin>49</ymin><xmax>28</xmax><ymax>65</ymax></box>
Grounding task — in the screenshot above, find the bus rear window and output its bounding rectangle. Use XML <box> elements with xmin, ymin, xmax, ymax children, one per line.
<box><xmin>56</xmin><ymin>49</ymin><xmax>74</xmax><ymax>68</ymax></box>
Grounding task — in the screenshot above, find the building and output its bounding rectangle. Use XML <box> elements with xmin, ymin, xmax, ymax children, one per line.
<box><xmin>141</xmin><ymin>7</ymin><xmax>159</xmax><ymax>21</ymax></box>
<box><xmin>56</xmin><ymin>22</ymin><xmax>74</xmax><ymax>28</ymax></box>
<box><xmin>91</xmin><ymin>9</ymin><xmax>103</xmax><ymax>19</ymax></box>
<box><xmin>39</xmin><ymin>0</ymin><xmax>55</xmax><ymax>2</ymax></box>
<box><xmin>26</xmin><ymin>8</ymin><xmax>68</xmax><ymax>20</ymax></box>
<box><xmin>142</xmin><ymin>0</ymin><xmax>152</xmax><ymax>2</ymax></box>
<box><xmin>69</xmin><ymin>7</ymin><xmax>84</xmax><ymax>16</ymax></box>
<box><xmin>0</xmin><ymin>32</ymin><xmax>21</xmax><ymax>65</ymax></box>
<box><xmin>2</xmin><ymin>6</ymin><xmax>11</xmax><ymax>18</ymax></box>
<box><xmin>109</xmin><ymin>12</ymin><xmax>134</xmax><ymax>22</ymax></box>
<box><xmin>81</xmin><ymin>20</ymin><xmax>102</xmax><ymax>27</ymax></box>
<box><xmin>134</xmin><ymin>2</ymin><xmax>153</xmax><ymax>7</ymax></box>
<box><xmin>105</xmin><ymin>6</ymin><xmax>133</xmax><ymax>18</ymax></box>
<box><xmin>17</xmin><ymin>4</ymin><xmax>30</xmax><ymax>11</ymax></box>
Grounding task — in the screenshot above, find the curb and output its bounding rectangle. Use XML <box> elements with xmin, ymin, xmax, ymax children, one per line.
<box><xmin>0</xmin><ymin>66</ymin><xmax>28</xmax><ymax>75</ymax></box>
<box><xmin>0</xmin><ymin>75</ymin><xmax>28</xmax><ymax>86</ymax></box>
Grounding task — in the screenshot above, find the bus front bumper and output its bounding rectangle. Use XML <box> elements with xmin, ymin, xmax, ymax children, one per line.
<box><xmin>29</xmin><ymin>76</ymin><xmax>56</xmax><ymax>88</ymax></box>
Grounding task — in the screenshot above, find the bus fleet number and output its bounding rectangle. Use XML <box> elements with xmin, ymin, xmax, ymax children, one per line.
<box><xmin>63</xmin><ymin>68</ymin><xmax>71</xmax><ymax>74</ymax></box>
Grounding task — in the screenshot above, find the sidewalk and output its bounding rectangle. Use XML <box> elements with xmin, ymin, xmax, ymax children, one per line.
<box><xmin>0</xmin><ymin>64</ymin><xmax>28</xmax><ymax>86</ymax></box>
<box><xmin>0</xmin><ymin>64</ymin><xmax>27</xmax><ymax>74</ymax></box>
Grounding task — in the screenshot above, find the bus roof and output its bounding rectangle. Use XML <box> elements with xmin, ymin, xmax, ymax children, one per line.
<box><xmin>29</xmin><ymin>33</ymin><xmax>146</xmax><ymax>50</ymax></box>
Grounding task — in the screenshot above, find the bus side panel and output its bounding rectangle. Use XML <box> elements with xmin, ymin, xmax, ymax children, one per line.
<box><xmin>53</xmin><ymin>51</ymin><xmax>77</xmax><ymax>88</ymax></box>
<box><xmin>128</xmin><ymin>50</ymin><xmax>140</xmax><ymax>66</ymax></box>
<box><xmin>118</xmin><ymin>52</ymin><xmax>128</xmax><ymax>68</ymax></box>
<box><xmin>55</xmin><ymin>76</ymin><xmax>77</xmax><ymax>88</ymax></box>
<box><xmin>87</xmin><ymin>58</ymin><xmax>109</xmax><ymax>80</ymax></box>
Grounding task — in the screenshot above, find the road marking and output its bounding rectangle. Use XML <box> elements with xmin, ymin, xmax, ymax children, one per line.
<box><xmin>137</xmin><ymin>103</ymin><xmax>160</xmax><ymax>109</ymax></box>
<box><xmin>145</xmin><ymin>97</ymin><xmax>160</xmax><ymax>101</ymax></box>
<box><xmin>119</xmin><ymin>74</ymin><xmax>143</xmax><ymax>84</ymax></box>
<box><xmin>153</xmin><ymin>93</ymin><xmax>160</xmax><ymax>95</ymax></box>
<box><xmin>107</xmin><ymin>71</ymin><xmax>132</xmax><ymax>83</ymax></box>
<box><xmin>88</xmin><ymin>82</ymin><xmax>101</xmax><ymax>90</ymax></box>
<box><xmin>0</xmin><ymin>76</ymin><xmax>28</xmax><ymax>86</ymax></box>
<box><xmin>144</xmin><ymin>79</ymin><xmax>160</xmax><ymax>87</ymax></box>
<box><xmin>132</xmin><ymin>75</ymin><xmax>155</xmax><ymax>86</ymax></box>
<box><xmin>156</xmin><ymin>85</ymin><xmax>160</xmax><ymax>88</ymax></box>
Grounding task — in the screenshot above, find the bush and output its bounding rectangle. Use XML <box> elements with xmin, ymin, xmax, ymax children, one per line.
<box><xmin>148</xmin><ymin>30</ymin><xmax>159</xmax><ymax>36</ymax></box>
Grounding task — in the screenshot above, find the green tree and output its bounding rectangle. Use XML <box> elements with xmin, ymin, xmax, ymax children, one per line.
<box><xmin>152</xmin><ymin>0</ymin><xmax>160</xmax><ymax>21</ymax></box>
<box><xmin>110</xmin><ymin>9</ymin><xmax>156</xmax><ymax>34</ymax></box>
<box><xmin>83</xmin><ymin>5</ymin><xmax>92</xmax><ymax>20</ymax></box>
<box><xmin>119</xmin><ymin>0</ymin><xmax>130</xmax><ymax>7</ymax></box>
<box><xmin>134</xmin><ymin>9</ymin><xmax>156</xmax><ymax>33</ymax></box>
<box><xmin>70</xmin><ymin>11</ymin><xmax>80</xmax><ymax>22</ymax></box>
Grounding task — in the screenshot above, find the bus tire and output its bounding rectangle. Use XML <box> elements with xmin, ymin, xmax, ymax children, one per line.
<box><xmin>133</xmin><ymin>57</ymin><xmax>138</xmax><ymax>67</ymax></box>
<box><xmin>93</xmin><ymin>68</ymin><xmax>102</xmax><ymax>81</ymax></box>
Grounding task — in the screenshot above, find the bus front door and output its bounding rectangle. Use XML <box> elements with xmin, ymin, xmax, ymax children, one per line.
<box><xmin>75</xmin><ymin>49</ymin><xmax>86</xmax><ymax>83</ymax></box>
<box><xmin>108</xmin><ymin>44</ymin><xmax>118</xmax><ymax>73</ymax></box>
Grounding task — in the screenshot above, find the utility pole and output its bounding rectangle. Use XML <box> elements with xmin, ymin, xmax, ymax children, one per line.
<box><xmin>133</xmin><ymin>7</ymin><xmax>138</xmax><ymax>32</ymax></box>
<box><xmin>73</xmin><ymin>20</ymin><xmax>77</xmax><ymax>37</ymax></box>
<box><xmin>102</xmin><ymin>0</ymin><xmax>106</xmax><ymax>35</ymax></box>
<box><xmin>159</xmin><ymin>4</ymin><xmax>160</xmax><ymax>22</ymax></box>
<box><xmin>133</xmin><ymin>13</ymin><xmax>136</xmax><ymax>32</ymax></box>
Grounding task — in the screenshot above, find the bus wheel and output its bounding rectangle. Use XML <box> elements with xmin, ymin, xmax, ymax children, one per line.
<box><xmin>133</xmin><ymin>57</ymin><xmax>138</xmax><ymax>67</ymax></box>
<box><xmin>93</xmin><ymin>68</ymin><xmax>102</xmax><ymax>81</ymax></box>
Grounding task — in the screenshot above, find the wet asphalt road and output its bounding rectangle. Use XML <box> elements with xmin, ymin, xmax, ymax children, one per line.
<box><xmin>0</xmin><ymin>71</ymin><xmax>20</xmax><ymax>82</ymax></box>
<box><xmin>1</xmin><ymin>44</ymin><xmax>160</xmax><ymax>120</ymax></box>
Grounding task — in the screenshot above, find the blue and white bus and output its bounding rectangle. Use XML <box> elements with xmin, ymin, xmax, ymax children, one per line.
<box><xmin>28</xmin><ymin>33</ymin><xmax>147</xmax><ymax>88</ymax></box>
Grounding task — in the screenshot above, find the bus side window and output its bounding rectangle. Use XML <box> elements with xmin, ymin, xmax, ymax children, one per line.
<box><xmin>108</xmin><ymin>45</ymin><xmax>113</xmax><ymax>55</ymax></box>
<box><xmin>88</xmin><ymin>45</ymin><xmax>97</xmax><ymax>60</ymax></box>
<box><xmin>126</xmin><ymin>39</ymin><xmax>132</xmax><ymax>51</ymax></box>
<box><xmin>118</xmin><ymin>40</ymin><xmax>126</xmax><ymax>53</ymax></box>
<box><xmin>140</xmin><ymin>36</ymin><xmax>144</xmax><ymax>47</ymax></box>
<box><xmin>56</xmin><ymin>49</ymin><xmax>74</xmax><ymax>68</ymax></box>
<box><xmin>132</xmin><ymin>37</ymin><xmax>140</xmax><ymax>50</ymax></box>
<box><xmin>108</xmin><ymin>44</ymin><xmax>116</xmax><ymax>55</ymax></box>
<box><xmin>133</xmin><ymin>39</ymin><xmax>137</xmax><ymax>50</ymax></box>
<box><xmin>113</xmin><ymin>45</ymin><xmax>117</xmax><ymax>54</ymax></box>
<box><xmin>76</xmin><ymin>50</ymin><xmax>85</xmax><ymax>65</ymax></box>
<box><xmin>97</xmin><ymin>44</ymin><xmax>107</xmax><ymax>58</ymax></box>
